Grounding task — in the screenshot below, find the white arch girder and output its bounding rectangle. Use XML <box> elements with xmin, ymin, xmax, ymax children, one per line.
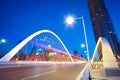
<box><xmin>0</xmin><ymin>30</ymin><xmax>74</xmax><ymax>62</ymax></box>
<box><xmin>91</xmin><ymin>37</ymin><xmax>118</xmax><ymax>69</ymax></box>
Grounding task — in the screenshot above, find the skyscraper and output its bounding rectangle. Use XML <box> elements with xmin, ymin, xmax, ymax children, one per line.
<box><xmin>88</xmin><ymin>0</ymin><xmax>120</xmax><ymax>55</ymax></box>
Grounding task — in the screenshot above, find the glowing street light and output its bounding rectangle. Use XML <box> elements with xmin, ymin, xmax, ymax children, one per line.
<box><xmin>65</xmin><ymin>15</ymin><xmax>90</xmax><ymax>60</ymax></box>
<box><xmin>80</xmin><ymin>43</ymin><xmax>85</xmax><ymax>48</ymax></box>
<box><xmin>38</xmin><ymin>48</ymin><xmax>42</xmax><ymax>51</ymax></box>
<box><xmin>36</xmin><ymin>52</ymin><xmax>39</xmax><ymax>55</ymax></box>
<box><xmin>48</xmin><ymin>44</ymin><xmax>51</xmax><ymax>47</ymax></box>
<box><xmin>0</xmin><ymin>39</ymin><xmax>6</xmax><ymax>43</ymax></box>
<box><xmin>84</xmin><ymin>50</ymin><xmax>87</xmax><ymax>53</ymax></box>
<box><xmin>65</xmin><ymin>16</ymin><xmax>75</xmax><ymax>25</ymax></box>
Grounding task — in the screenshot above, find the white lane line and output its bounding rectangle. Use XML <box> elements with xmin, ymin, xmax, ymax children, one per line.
<box><xmin>21</xmin><ymin>70</ymin><xmax>56</xmax><ymax>80</ymax></box>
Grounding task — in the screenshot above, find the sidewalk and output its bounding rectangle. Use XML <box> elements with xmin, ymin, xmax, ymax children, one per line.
<box><xmin>90</xmin><ymin>68</ymin><xmax>120</xmax><ymax>80</ymax></box>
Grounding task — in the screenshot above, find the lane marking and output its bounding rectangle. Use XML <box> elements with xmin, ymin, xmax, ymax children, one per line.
<box><xmin>21</xmin><ymin>70</ymin><xmax>56</xmax><ymax>80</ymax></box>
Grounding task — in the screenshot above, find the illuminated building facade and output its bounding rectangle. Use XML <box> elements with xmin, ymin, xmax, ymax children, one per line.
<box><xmin>88</xmin><ymin>0</ymin><xmax>120</xmax><ymax>55</ymax></box>
<box><xmin>10</xmin><ymin>49</ymin><xmax>85</xmax><ymax>62</ymax></box>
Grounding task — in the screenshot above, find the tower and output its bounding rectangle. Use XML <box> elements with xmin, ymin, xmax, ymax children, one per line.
<box><xmin>88</xmin><ymin>0</ymin><xmax>120</xmax><ymax>55</ymax></box>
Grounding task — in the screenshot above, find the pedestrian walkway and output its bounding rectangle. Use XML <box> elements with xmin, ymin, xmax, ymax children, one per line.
<box><xmin>90</xmin><ymin>68</ymin><xmax>120</xmax><ymax>80</ymax></box>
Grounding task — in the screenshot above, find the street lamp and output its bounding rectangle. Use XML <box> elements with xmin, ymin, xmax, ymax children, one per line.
<box><xmin>65</xmin><ymin>15</ymin><xmax>90</xmax><ymax>60</ymax></box>
<box><xmin>0</xmin><ymin>39</ymin><xmax>6</xmax><ymax>44</ymax></box>
<box><xmin>65</xmin><ymin>16</ymin><xmax>75</xmax><ymax>25</ymax></box>
<box><xmin>80</xmin><ymin>43</ymin><xmax>85</xmax><ymax>48</ymax></box>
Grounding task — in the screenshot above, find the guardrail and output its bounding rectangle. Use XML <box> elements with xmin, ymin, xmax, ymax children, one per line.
<box><xmin>0</xmin><ymin>61</ymin><xmax>87</xmax><ymax>68</ymax></box>
<box><xmin>0</xmin><ymin>61</ymin><xmax>44</xmax><ymax>68</ymax></box>
<box><xmin>0</xmin><ymin>61</ymin><xmax>28</xmax><ymax>68</ymax></box>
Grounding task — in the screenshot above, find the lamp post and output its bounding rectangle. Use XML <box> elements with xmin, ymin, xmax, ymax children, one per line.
<box><xmin>65</xmin><ymin>15</ymin><xmax>90</xmax><ymax>60</ymax></box>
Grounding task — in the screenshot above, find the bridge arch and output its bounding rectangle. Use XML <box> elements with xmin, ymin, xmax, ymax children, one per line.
<box><xmin>0</xmin><ymin>30</ymin><xmax>74</xmax><ymax>62</ymax></box>
<box><xmin>91</xmin><ymin>37</ymin><xmax>118</xmax><ymax>69</ymax></box>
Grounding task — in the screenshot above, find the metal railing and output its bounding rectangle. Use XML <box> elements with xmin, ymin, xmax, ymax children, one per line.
<box><xmin>75</xmin><ymin>62</ymin><xmax>90</xmax><ymax>80</ymax></box>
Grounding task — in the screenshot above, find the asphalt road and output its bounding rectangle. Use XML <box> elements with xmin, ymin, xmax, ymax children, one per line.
<box><xmin>0</xmin><ymin>62</ymin><xmax>86</xmax><ymax>80</ymax></box>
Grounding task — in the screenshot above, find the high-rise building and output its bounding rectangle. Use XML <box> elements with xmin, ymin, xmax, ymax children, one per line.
<box><xmin>88</xmin><ymin>0</ymin><xmax>120</xmax><ymax>55</ymax></box>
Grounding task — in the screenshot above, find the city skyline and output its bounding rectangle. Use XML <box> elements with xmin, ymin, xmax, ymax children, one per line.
<box><xmin>0</xmin><ymin>0</ymin><xmax>120</xmax><ymax>59</ymax></box>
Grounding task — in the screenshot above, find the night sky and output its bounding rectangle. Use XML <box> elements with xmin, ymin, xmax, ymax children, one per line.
<box><xmin>0</xmin><ymin>0</ymin><xmax>120</xmax><ymax>59</ymax></box>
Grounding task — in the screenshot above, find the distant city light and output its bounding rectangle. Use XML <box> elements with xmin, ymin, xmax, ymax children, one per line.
<box><xmin>1</xmin><ymin>39</ymin><xmax>6</xmax><ymax>43</ymax></box>
<box><xmin>80</xmin><ymin>43</ymin><xmax>85</xmax><ymax>48</ymax></box>
<box><xmin>48</xmin><ymin>44</ymin><xmax>51</xmax><ymax>47</ymax></box>
<box><xmin>36</xmin><ymin>53</ymin><xmax>39</xmax><ymax>55</ymax></box>
<box><xmin>84</xmin><ymin>50</ymin><xmax>87</xmax><ymax>53</ymax></box>
<box><xmin>38</xmin><ymin>48</ymin><xmax>42</xmax><ymax>51</ymax></box>
<box><xmin>49</xmin><ymin>52</ymin><xmax>57</xmax><ymax>56</ymax></box>
<box><xmin>109</xmin><ymin>31</ymin><xmax>112</xmax><ymax>33</ymax></box>
<box><xmin>54</xmin><ymin>52</ymin><xmax>57</xmax><ymax>55</ymax></box>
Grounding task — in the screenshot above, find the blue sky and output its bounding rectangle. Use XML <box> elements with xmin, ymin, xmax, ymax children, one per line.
<box><xmin>0</xmin><ymin>0</ymin><xmax>120</xmax><ymax>59</ymax></box>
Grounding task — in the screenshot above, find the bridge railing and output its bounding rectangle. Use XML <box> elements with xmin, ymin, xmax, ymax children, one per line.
<box><xmin>0</xmin><ymin>61</ymin><xmax>42</xmax><ymax>68</ymax></box>
<box><xmin>0</xmin><ymin>62</ymin><xmax>21</xmax><ymax>68</ymax></box>
<box><xmin>75</xmin><ymin>62</ymin><xmax>90</xmax><ymax>80</ymax></box>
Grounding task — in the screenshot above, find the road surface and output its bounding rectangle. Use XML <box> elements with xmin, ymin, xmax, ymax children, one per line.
<box><xmin>0</xmin><ymin>62</ymin><xmax>86</xmax><ymax>80</ymax></box>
